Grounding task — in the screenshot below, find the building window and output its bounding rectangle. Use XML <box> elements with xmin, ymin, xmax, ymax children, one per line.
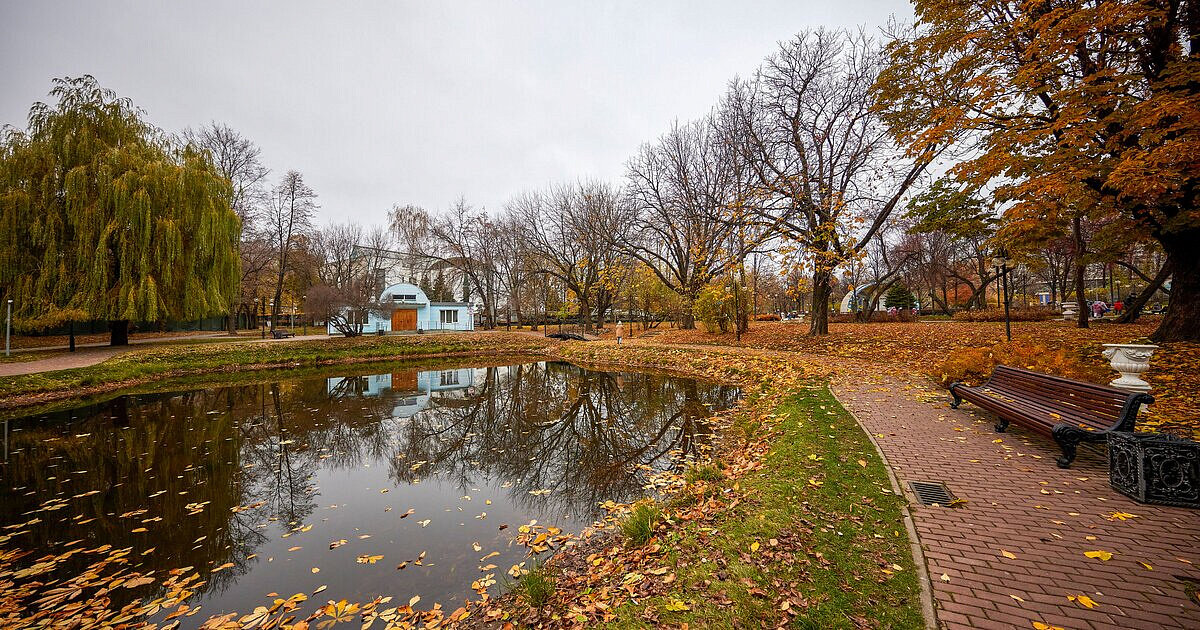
<box><xmin>439</xmin><ymin>309</ymin><xmax>458</xmax><ymax>324</ymax></box>
<box><xmin>439</xmin><ymin>370</ymin><xmax>460</xmax><ymax>386</ymax></box>
<box><xmin>393</xmin><ymin>294</ymin><xmax>417</xmax><ymax>302</ymax></box>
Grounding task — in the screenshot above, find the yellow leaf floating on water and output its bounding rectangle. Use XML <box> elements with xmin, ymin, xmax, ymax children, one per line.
<box><xmin>1083</xmin><ymin>550</ymin><xmax>1113</xmax><ymax>561</ymax></box>
<box><xmin>1000</xmin><ymin>549</ymin><xmax>1017</xmax><ymax>559</ymax></box>
<box><xmin>408</xmin><ymin>595</ymin><xmax>420</xmax><ymax>607</ymax></box>
<box><xmin>356</xmin><ymin>554</ymin><xmax>384</xmax><ymax>564</ymax></box>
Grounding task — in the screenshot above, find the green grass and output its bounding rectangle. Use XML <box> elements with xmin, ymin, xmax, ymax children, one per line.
<box><xmin>620</xmin><ymin>503</ymin><xmax>663</xmax><ymax>546</ymax></box>
<box><xmin>0</xmin><ymin>333</ymin><xmax>553</xmax><ymax>406</ymax></box>
<box><xmin>510</xmin><ymin>563</ymin><xmax>556</xmax><ymax>608</ymax></box>
<box><xmin>683</xmin><ymin>461</ymin><xmax>724</xmax><ymax>485</ymax></box>
<box><xmin>601</xmin><ymin>386</ymin><xmax>924</xmax><ymax>629</ymax></box>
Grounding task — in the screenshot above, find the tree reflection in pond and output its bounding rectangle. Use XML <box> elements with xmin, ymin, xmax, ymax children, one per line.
<box><xmin>0</xmin><ymin>360</ymin><xmax>737</xmax><ymax>624</ymax></box>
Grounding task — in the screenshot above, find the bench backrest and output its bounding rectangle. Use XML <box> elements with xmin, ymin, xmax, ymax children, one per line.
<box><xmin>986</xmin><ymin>365</ymin><xmax>1138</xmax><ymax>428</ymax></box>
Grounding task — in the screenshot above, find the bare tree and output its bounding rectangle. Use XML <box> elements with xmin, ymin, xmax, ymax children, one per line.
<box><xmin>183</xmin><ymin>122</ymin><xmax>271</xmax><ymax>334</ymax></box>
<box><xmin>389</xmin><ymin>199</ymin><xmax>500</xmax><ymax>328</ymax></box>
<box><xmin>732</xmin><ymin>29</ymin><xmax>940</xmax><ymax>335</ymax></box>
<box><xmin>266</xmin><ymin>171</ymin><xmax>317</xmax><ymax>328</ymax></box>
<box><xmin>621</xmin><ymin>115</ymin><xmax>765</xmax><ymax>328</ymax></box>
<box><xmin>507</xmin><ymin>181</ymin><xmax>626</xmax><ymax>331</ymax></box>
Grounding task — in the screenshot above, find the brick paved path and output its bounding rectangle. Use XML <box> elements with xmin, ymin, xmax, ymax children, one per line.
<box><xmin>835</xmin><ymin>372</ymin><xmax>1200</xmax><ymax>630</ymax></box>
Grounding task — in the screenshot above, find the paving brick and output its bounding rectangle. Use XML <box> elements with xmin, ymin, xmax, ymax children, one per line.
<box><xmin>834</xmin><ymin>373</ymin><xmax>1200</xmax><ymax>630</ymax></box>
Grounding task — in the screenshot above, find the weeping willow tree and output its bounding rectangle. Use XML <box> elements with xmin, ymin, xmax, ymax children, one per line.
<box><xmin>0</xmin><ymin>76</ymin><xmax>240</xmax><ymax>345</ymax></box>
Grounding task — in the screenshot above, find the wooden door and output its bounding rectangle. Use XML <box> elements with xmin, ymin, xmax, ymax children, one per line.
<box><xmin>391</xmin><ymin>309</ymin><xmax>417</xmax><ymax>331</ymax></box>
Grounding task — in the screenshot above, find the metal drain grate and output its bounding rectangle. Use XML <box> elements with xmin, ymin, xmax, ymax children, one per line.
<box><xmin>909</xmin><ymin>481</ymin><xmax>956</xmax><ymax>506</ymax></box>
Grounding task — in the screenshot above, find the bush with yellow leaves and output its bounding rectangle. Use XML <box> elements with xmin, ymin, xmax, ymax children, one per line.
<box><xmin>934</xmin><ymin>338</ymin><xmax>1108</xmax><ymax>388</ymax></box>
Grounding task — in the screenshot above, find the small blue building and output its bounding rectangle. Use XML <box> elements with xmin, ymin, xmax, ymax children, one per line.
<box><xmin>326</xmin><ymin>282</ymin><xmax>474</xmax><ymax>335</ymax></box>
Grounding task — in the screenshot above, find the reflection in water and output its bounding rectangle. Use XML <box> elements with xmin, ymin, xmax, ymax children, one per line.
<box><xmin>0</xmin><ymin>360</ymin><xmax>738</xmax><ymax>625</ymax></box>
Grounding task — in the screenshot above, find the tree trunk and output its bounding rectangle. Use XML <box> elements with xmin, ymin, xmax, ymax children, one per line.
<box><xmin>1151</xmin><ymin>238</ymin><xmax>1199</xmax><ymax>342</ymax></box>
<box><xmin>1117</xmin><ymin>258</ymin><xmax>1170</xmax><ymax>323</ymax></box>
<box><xmin>1072</xmin><ymin>216</ymin><xmax>1089</xmax><ymax>328</ymax></box>
<box><xmin>578</xmin><ymin>296</ymin><xmax>592</xmax><ymax>331</ymax></box>
<box><xmin>809</xmin><ymin>270</ymin><xmax>831</xmax><ymax>336</ymax></box>
<box><xmin>109</xmin><ymin>320</ymin><xmax>129</xmax><ymax>346</ymax></box>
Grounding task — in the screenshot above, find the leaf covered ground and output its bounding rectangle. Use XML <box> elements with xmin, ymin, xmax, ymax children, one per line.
<box><xmin>648</xmin><ymin>320</ymin><xmax>1200</xmax><ymax>439</ymax></box>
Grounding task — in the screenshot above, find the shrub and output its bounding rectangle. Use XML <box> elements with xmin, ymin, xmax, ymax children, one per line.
<box><xmin>512</xmin><ymin>564</ymin><xmax>555</xmax><ymax>607</ymax></box>
<box><xmin>620</xmin><ymin>503</ymin><xmax>662</xmax><ymax>546</ymax></box>
<box><xmin>884</xmin><ymin>284</ymin><xmax>917</xmax><ymax>310</ymax></box>
<box><xmin>951</xmin><ymin>308</ymin><xmax>1052</xmax><ymax>322</ymax></box>
<box><xmin>830</xmin><ymin>310</ymin><xmax>917</xmax><ymax>323</ymax></box>
<box><xmin>684</xmin><ymin>462</ymin><xmax>724</xmax><ymax>484</ymax></box>
<box><xmin>754</xmin><ymin>313</ymin><xmax>781</xmax><ymax>321</ymax></box>
<box><xmin>933</xmin><ymin>339</ymin><xmax>1108</xmax><ymax>388</ymax></box>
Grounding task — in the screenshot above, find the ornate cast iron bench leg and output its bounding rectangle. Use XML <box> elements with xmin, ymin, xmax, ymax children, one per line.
<box><xmin>1052</xmin><ymin>424</ymin><xmax>1089</xmax><ymax>469</ymax></box>
<box><xmin>949</xmin><ymin>382</ymin><xmax>963</xmax><ymax>409</ymax></box>
<box><xmin>994</xmin><ymin>417</ymin><xmax>1010</xmax><ymax>433</ymax></box>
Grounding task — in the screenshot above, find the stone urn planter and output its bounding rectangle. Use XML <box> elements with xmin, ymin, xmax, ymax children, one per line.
<box><xmin>1101</xmin><ymin>343</ymin><xmax>1158</xmax><ymax>393</ymax></box>
<box><xmin>1061</xmin><ymin>301</ymin><xmax>1078</xmax><ymax>321</ymax></box>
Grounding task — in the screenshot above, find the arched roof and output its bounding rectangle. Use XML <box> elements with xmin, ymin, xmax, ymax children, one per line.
<box><xmin>379</xmin><ymin>282</ymin><xmax>429</xmax><ymax>304</ymax></box>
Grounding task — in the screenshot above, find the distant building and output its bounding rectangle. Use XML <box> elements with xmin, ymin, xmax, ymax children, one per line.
<box><xmin>325</xmin><ymin>282</ymin><xmax>474</xmax><ymax>335</ymax></box>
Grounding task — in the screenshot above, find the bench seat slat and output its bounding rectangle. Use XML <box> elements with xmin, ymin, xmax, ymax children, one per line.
<box><xmin>949</xmin><ymin>365</ymin><xmax>1153</xmax><ymax>468</ymax></box>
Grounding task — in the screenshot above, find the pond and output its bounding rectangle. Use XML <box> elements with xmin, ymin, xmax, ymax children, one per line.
<box><xmin>0</xmin><ymin>358</ymin><xmax>738</xmax><ymax>625</ymax></box>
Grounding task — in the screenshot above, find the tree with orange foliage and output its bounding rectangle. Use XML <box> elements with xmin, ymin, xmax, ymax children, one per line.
<box><xmin>878</xmin><ymin>0</ymin><xmax>1199</xmax><ymax>341</ymax></box>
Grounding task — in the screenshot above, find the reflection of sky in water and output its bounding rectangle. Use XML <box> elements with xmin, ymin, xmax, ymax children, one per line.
<box><xmin>0</xmin><ymin>360</ymin><xmax>738</xmax><ymax>626</ymax></box>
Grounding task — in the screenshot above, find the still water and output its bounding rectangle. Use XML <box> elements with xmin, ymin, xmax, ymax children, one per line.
<box><xmin>0</xmin><ymin>359</ymin><xmax>738</xmax><ymax>624</ymax></box>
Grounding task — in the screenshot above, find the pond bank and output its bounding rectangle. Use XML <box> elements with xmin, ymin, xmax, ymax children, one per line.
<box><xmin>0</xmin><ymin>332</ymin><xmax>555</xmax><ymax>411</ymax></box>
<box><xmin>0</xmin><ymin>336</ymin><xmax>927</xmax><ymax>629</ymax></box>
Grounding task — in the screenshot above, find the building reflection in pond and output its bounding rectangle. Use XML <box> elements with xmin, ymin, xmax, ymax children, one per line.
<box><xmin>0</xmin><ymin>360</ymin><xmax>738</xmax><ymax>624</ymax></box>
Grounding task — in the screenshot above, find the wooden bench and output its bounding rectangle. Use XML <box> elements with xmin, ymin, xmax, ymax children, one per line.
<box><xmin>271</xmin><ymin>329</ymin><xmax>296</xmax><ymax>339</ymax></box>
<box><xmin>950</xmin><ymin>366</ymin><xmax>1153</xmax><ymax>468</ymax></box>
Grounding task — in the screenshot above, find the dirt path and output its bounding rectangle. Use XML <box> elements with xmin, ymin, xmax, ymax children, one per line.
<box><xmin>0</xmin><ymin>333</ymin><xmax>334</xmax><ymax>377</ymax></box>
<box><xmin>0</xmin><ymin>347</ymin><xmax>131</xmax><ymax>377</ymax></box>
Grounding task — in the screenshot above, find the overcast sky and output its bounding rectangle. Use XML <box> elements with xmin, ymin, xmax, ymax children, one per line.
<box><xmin>1</xmin><ymin>1</ymin><xmax>911</xmax><ymax>226</ymax></box>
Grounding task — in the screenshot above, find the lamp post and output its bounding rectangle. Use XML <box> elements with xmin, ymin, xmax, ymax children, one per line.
<box><xmin>5</xmin><ymin>298</ymin><xmax>11</xmax><ymax>357</ymax></box>
<box><xmin>302</xmin><ymin>295</ymin><xmax>307</xmax><ymax>335</ymax></box>
<box><xmin>992</xmin><ymin>249</ymin><xmax>1014</xmax><ymax>342</ymax></box>
<box><xmin>269</xmin><ymin>300</ymin><xmax>274</xmax><ymax>333</ymax></box>
<box><xmin>259</xmin><ymin>299</ymin><xmax>266</xmax><ymax>339</ymax></box>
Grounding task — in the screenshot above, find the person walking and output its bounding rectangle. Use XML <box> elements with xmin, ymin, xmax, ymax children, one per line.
<box><xmin>616</xmin><ymin>320</ymin><xmax>624</xmax><ymax>346</ymax></box>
